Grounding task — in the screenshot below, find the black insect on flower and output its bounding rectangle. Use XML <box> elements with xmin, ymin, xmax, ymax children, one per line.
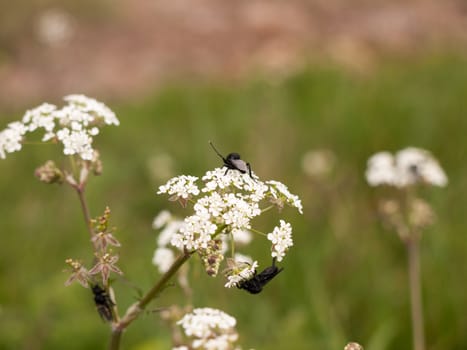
<box><xmin>238</xmin><ymin>258</ymin><xmax>283</xmax><ymax>294</ymax></box>
<box><xmin>91</xmin><ymin>284</ymin><xmax>115</xmax><ymax>322</ymax></box>
<box><xmin>209</xmin><ymin>141</ymin><xmax>254</xmax><ymax>179</ymax></box>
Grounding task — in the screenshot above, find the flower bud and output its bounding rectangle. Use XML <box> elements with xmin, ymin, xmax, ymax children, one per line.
<box><xmin>35</xmin><ymin>160</ymin><xmax>63</xmax><ymax>184</ymax></box>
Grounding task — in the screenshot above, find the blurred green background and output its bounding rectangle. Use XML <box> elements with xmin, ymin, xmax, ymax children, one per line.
<box><xmin>1</xmin><ymin>1</ymin><xmax>467</xmax><ymax>349</ymax></box>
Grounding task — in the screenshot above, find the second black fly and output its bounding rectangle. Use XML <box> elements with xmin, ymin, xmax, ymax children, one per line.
<box><xmin>238</xmin><ymin>258</ymin><xmax>283</xmax><ymax>294</ymax></box>
<box><xmin>91</xmin><ymin>284</ymin><xmax>115</xmax><ymax>322</ymax></box>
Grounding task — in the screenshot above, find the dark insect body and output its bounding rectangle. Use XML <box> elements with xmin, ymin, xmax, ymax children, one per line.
<box><xmin>238</xmin><ymin>258</ymin><xmax>283</xmax><ymax>294</ymax></box>
<box><xmin>91</xmin><ymin>284</ymin><xmax>115</xmax><ymax>322</ymax></box>
<box><xmin>209</xmin><ymin>141</ymin><xmax>254</xmax><ymax>179</ymax></box>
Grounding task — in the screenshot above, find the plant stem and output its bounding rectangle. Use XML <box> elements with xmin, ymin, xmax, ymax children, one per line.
<box><xmin>108</xmin><ymin>250</ymin><xmax>193</xmax><ymax>350</ymax></box>
<box><xmin>76</xmin><ymin>186</ymin><xmax>94</xmax><ymax>238</ymax></box>
<box><xmin>407</xmin><ymin>239</ymin><xmax>425</xmax><ymax>350</ymax></box>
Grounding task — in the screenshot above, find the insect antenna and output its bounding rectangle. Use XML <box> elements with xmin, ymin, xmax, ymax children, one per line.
<box><xmin>209</xmin><ymin>141</ymin><xmax>225</xmax><ymax>160</ymax></box>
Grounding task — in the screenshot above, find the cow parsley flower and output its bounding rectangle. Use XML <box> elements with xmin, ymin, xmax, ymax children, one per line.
<box><xmin>158</xmin><ymin>175</ymin><xmax>200</xmax><ymax>206</ymax></box>
<box><xmin>395</xmin><ymin>147</ymin><xmax>448</xmax><ymax>187</ymax></box>
<box><xmin>0</xmin><ymin>95</ymin><xmax>119</xmax><ymax>160</ymax></box>
<box><xmin>267</xmin><ymin>180</ymin><xmax>303</xmax><ymax>214</ymax></box>
<box><xmin>176</xmin><ymin>308</ymin><xmax>238</xmax><ymax>350</ymax></box>
<box><xmin>267</xmin><ymin>220</ymin><xmax>293</xmax><ymax>262</ymax></box>
<box><xmin>365</xmin><ymin>147</ymin><xmax>448</xmax><ymax>188</ymax></box>
<box><xmin>158</xmin><ymin>166</ymin><xmax>302</xmax><ymax>283</ymax></box>
<box><xmin>365</xmin><ymin>152</ymin><xmax>397</xmax><ymax>186</ymax></box>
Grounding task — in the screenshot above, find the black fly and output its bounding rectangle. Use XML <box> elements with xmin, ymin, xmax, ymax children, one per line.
<box><xmin>209</xmin><ymin>141</ymin><xmax>254</xmax><ymax>179</ymax></box>
<box><xmin>238</xmin><ymin>258</ymin><xmax>283</xmax><ymax>294</ymax></box>
<box><xmin>91</xmin><ymin>284</ymin><xmax>115</xmax><ymax>322</ymax></box>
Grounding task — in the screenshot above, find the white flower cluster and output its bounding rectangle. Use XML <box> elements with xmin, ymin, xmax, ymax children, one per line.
<box><xmin>366</xmin><ymin>147</ymin><xmax>448</xmax><ymax>188</ymax></box>
<box><xmin>157</xmin><ymin>175</ymin><xmax>200</xmax><ymax>204</ymax></box>
<box><xmin>267</xmin><ymin>180</ymin><xmax>303</xmax><ymax>214</ymax></box>
<box><xmin>0</xmin><ymin>95</ymin><xmax>119</xmax><ymax>160</ymax></box>
<box><xmin>267</xmin><ymin>220</ymin><xmax>293</xmax><ymax>262</ymax></box>
<box><xmin>158</xmin><ymin>167</ymin><xmax>301</xmax><ymax>257</ymax></box>
<box><xmin>157</xmin><ymin>167</ymin><xmax>301</xmax><ymax>287</ymax></box>
<box><xmin>152</xmin><ymin>210</ymin><xmax>184</xmax><ymax>273</ymax></box>
<box><xmin>176</xmin><ymin>308</ymin><xmax>238</xmax><ymax>350</ymax></box>
<box><xmin>152</xmin><ymin>210</ymin><xmax>254</xmax><ymax>277</ymax></box>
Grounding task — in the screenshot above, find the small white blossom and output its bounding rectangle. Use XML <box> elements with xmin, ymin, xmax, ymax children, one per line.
<box><xmin>267</xmin><ymin>220</ymin><xmax>293</xmax><ymax>262</ymax></box>
<box><xmin>231</xmin><ymin>229</ymin><xmax>252</xmax><ymax>245</ymax></box>
<box><xmin>366</xmin><ymin>148</ymin><xmax>448</xmax><ymax>188</ymax></box>
<box><xmin>177</xmin><ymin>308</ymin><xmax>238</xmax><ymax>350</ymax></box>
<box><xmin>365</xmin><ymin>152</ymin><xmax>397</xmax><ymax>186</ymax></box>
<box><xmin>0</xmin><ymin>95</ymin><xmax>119</xmax><ymax>160</ymax></box>
<box><xmin>395</xmin><ymin>147</ymin><xmax>448</xmax><ymax>187</ymax></box>
<box><xmin>0</xmin><ymin>121</ymin><xmax>28</xmax><ymax>158</ymax></box>
<box><xmin>64</xmin><ymin>94</ymin><xmax>120</xmax><ymax>126</ymax></box>
<box><xmin>267</xmin><ymin>180</ymin><xmax>303</xmax><ymax>214</ymax></box>
<box><xmin>158</xmin><ymin>175</ymin><xmax>200</xmax><ymax>201</ymax></box>
<box><xmin>152</xmin><ymin>247</ymin><xmax>175</xmax><ymax>273</ymax></box>
<box><xmin>152</xmin><ymin>210</ymin><xmax>172</xmax><ymax>229</ymax></box>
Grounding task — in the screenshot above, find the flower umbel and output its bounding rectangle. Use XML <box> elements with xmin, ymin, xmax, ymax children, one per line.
<box><xmin>0</xmin><ymin>95</ymin><xmax>119</xmax><ymax>160</ymax></box>
<box><xmin>158</xmin><ymin>166</ymin><xmax>302</xmax><ymax>288</ymax></box>
<box><xmin>365</xmin><ymin>147</ymin><xmax>448</xmax><ymax>188</ymax></box>
<box><xmin>175</xmin><ymin>307</ymin><xmax>239</xmax><ymax>350</ymax></box>
<box><xmin>267</xmin><ymin>220</ymin><xmax>293</xmax><ymax>262</ymax></box>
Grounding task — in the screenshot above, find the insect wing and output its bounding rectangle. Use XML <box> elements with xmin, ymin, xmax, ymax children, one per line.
<box><xmin>257</xmin><ymin>265</ymin><xmax>283</xmax><ymax>284</ymax></box>
<box><xmin>230</xmin><ymin>158</ymin><xmax>249</xmax><ymax>173</ymax></box>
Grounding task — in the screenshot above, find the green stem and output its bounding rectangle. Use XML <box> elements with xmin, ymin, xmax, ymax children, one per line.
<box><xmin>249</xmin><ymin>227</ymin><xmax>267</xmax><ymax>237</ymax></box>
<box><xmin>261</xmin><ymin>205</ymin><xmax>275</xmax><ymax>214</ymax></box>
<box><xmin>75</xmin><ymin>185</ymin><xmax>95</xmax><ymax>239</ymax></box>
<box><xmin>109</xmin><ymin>250</ymin><xmax>194</xmax><ymax>350</ymax></box>
<box><xmin>407</xmin><ymin>238</ymin><xmax>425</xmax><ymax>350</ymax></box>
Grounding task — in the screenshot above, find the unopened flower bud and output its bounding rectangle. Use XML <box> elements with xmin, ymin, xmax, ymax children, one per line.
<box><xmin>409</xmin><ymin>198</ymin><xmax>435</xmax><ymax>230</ymax></box>
<box><xmin>198</xmin><ymin>239</ymin><xmax>224</xmax><ymax>277</ymax></box>
<box><xmin>35</xmin><ymin>160</ymin><xmax>63</xmax><ymax>184</ymax></box>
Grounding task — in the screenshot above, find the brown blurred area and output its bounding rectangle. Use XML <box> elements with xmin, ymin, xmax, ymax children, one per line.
<box><xmin>1</xmin><ymin>0</ymin><xmax>467</xmax><ymax>107</ymax></box>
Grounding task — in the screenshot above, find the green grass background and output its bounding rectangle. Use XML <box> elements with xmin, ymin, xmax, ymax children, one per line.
<box><xmin>1</xmin><ymin>54</ymin><xmax>466</xmax><ymax>349</ymax></box>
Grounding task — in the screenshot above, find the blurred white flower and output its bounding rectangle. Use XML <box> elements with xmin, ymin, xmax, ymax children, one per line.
<box><xmin>267</xmin><ymin>220</ymin><xmax>293</xmax><ymax>262</ymax></box>
<box><xmin>0</xmin><ymin>122</ymin><xmax>28</xmax><ymax>158</ymax></box>
<box><xmin>365</xmin><ymin>152</ymin><xmax>397</xmax><ymax>186</ymax></box>
<box><xmin>36</xmin><ymin>9</ymin><xmax>73</xmax><ymax>46</ymax></box>
<box><xmin>152</xmin><ymin>247</ymin><xmax>175</xmax><ymax>273</ymax></box>
<box><xmin>366</xmin><ymin>148</ymin><xmax>447</xmax><ymax>188</ymax></box>
<box><xmin>395</xmin><ymin>147</ymin><xmax>448</xmax><ymax>187</ymax></box>
<box><xmin>0</xmin><ymin>95</ymin><xmax>119</xmax><ymax>160</ymax></box>
<box><xmin>152</xmin><ymin>210</ymin><xmax>172</xmax><ymax>230</ymax></box>
<box><xmin>177</xmin><ymin>308</ymin><xmax>238</xmax><ymax>350</ymax></box>
<box><xmin>301</xmin><ymin>149</ymin><xmax>336</xmax><ymax>178</ymax></box>
<box><xmin>231</xmin><ymin>229</ymin><xmax>252</xmax><ymax>245</ymax></box>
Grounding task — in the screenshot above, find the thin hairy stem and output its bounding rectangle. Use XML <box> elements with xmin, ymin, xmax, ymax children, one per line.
<box><xmin>75</xmin><ymin>186</ymin><xmax>94</xmax><ymax>238</ymax></box>
<box><xmin>407</xmin><ymin>239</ymin><xmax>425</xmax><ymax>350</ymax></box>
<box><xmin>261</xmin><ymin>204</ymin><xmax>275</xmax><ymax>214</ymax></box>
<box><xmin>249</xmin><ymin>227</ymin><xmax>267</xmax><ymax>237</ymax></box>
<box><xmin>109</xmin><ymin>251</ymin><xmax>193</xmax><ymax>350</ymax></box>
